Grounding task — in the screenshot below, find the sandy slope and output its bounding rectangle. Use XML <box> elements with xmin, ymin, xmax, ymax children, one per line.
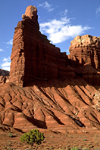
<box><xmin>0</xmin><ymin>77</ymin><xmax>100</xmax><ymax>133</ymax></box>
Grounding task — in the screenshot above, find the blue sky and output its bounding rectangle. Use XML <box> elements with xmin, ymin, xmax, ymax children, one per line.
<box><xmin>0</xmin><ymin>0</ymin><xmax>100</xmax><ymax>71</ymax></box>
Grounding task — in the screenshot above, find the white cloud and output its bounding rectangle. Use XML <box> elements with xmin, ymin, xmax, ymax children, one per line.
<box><xmin>7</xmin><ymin>39</ymin><xmax>13</xmax><ymax>45</ymax></box>
<box><xmin>60</xmin><ymin>9</ymin><xmax>68</xmax><ymax>16</ymax></box>
<box><xmin>40</xmin><ymin>17</ymin><xmax>91</xmax><ymax>44</ymax></box>
<box><xmin>96</xmin><ymin>6</ymin><xmax>100</xmax><ymax>14</ymax></box>
<box><xmin>38</xmin><ymin>1</ymin><xmax>54</xmax><ymax>12</ymax></box>
<box><xmin>1</xmin><ymin>57</ymin><xmax>11</xmax><ymax>71</ymax></box>
<box><xmin>0</xmin><ymin>49</ymin><xmax>3</xmax><ymax>51</ymax></box>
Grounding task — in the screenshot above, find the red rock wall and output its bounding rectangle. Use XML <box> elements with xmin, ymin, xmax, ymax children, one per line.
<box><xmin>68</xmin><ymin>35</ymin><xmax>100</xmax><ymax>69</ymax></box>
<box><xmin>9</xmin><ymin>6</ymin><xmax>100</xmax><ymax>87</ymax></box>
<box><xmin>10</xmin><ymin>19</ymin><xmax>68</xmax><ymax>86</ymax></box>
<box><xmin>68</xmin><ymin>35</ymin><xmax>100</xmax><ymax>85</ymax></box>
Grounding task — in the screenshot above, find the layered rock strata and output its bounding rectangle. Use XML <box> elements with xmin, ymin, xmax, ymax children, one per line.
<box><xmin>68</xmin><ymin>35</ymin><xmax>100</xmax><ymax>85</ymax></box>
<box><xmin>69</xmin><ymin>35</ymin><xmax>100</xmax><ymax>68</ymax></box>
<box><xmin>9</xmin><ymin>5</ymin><xmax>100</xmax><ymax>86</ymax></box>
<box><xmin>10</xmin><ymin>5</ymin><xmax>67</xmax><ymax>87</ymax></box>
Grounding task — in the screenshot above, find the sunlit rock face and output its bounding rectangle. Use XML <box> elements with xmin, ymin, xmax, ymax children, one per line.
<box><xmin>68</xmin><ymin>35</ymin><xmax>100</xmax><ymax>85</ymax></box>
<box><xmin>9</xmin><ymin>5</ymin><xmax>100</xmax><ymax>87</ymax></box>
<box><xmin>1</xmin><ymin>6</ymin><xmax>100</xmax><ymax>134</ymax></box>
<box><xmin>22</xmin><ymin>5</ymin><xmax>38</xmax><ymax>24</ymax></box>
<box><xmin>69</xmin><ymin>35</ymin><xmax>100</xmax><ymax>69</ymax></box>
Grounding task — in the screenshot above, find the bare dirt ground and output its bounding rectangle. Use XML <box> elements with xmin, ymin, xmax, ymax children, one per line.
<box><xmin>1</xmin><ymin>129</ymin><xmax>100</xmax><ymax>150</ymax></box>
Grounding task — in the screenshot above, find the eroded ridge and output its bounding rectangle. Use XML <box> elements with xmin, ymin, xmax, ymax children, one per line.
<box><xmin>0</xmin><ymin>79</ymin><xmax>100</xmax><ymax>133</ymax></box>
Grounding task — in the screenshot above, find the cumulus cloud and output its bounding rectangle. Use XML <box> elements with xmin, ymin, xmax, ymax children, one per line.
<box><xmin>38</xmin><ymin>1</ymin><xmax>54</xmax><ymax>12</ymax></box>
<box><xmin>7</xmin><ymin>39</ymin><xmax>13</xmax><ymax>45</ymax></box>
<box><xmin>0</xmin><ymin>49</ymin><xmax>3</xmax><ymax>51</ymax></box>
<box><xmin>1</xmin><ymin>57</ymin><xmax>11</xmax><ymax>71</ymax></box>
<box><xmin>40</xmin><ymin>17</ymin><xmax>91</xmax><ymax>44</ymax></box>
<box><xmin>96</xmin><ymin>6</ymin><xmax>100</xmax><ymax>14</ymax></box>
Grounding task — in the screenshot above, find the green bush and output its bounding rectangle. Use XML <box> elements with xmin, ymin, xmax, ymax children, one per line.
<box><xmin>70</xmin><ymin>147</ymin><xmax>79</xmax><ymax>150</ymax></box>
<box><xmin>20</xmin><ymin>129</ymin><xmax>45</xmax><ymax>146</ymax></box>
<box><xmin>8</xmin><ymin>133</ymin><xmax>13</xmax><ymax>137</ymax></box>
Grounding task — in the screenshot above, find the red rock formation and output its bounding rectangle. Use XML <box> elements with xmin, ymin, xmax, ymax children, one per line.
<box><xmin>0</xmin><ymin>69</ymin><xmax>9</xmax><ymax>76</ymax></box>
<box><xmin>9</xmin><ymin>5</ymin><xmax>100</xmax><ymax>87</ymax></box>
<box><xmin>9</xmin><ymin>5</ymin><xmax>68</xmax><ymax>87</ymax></box>
<box><xmin>0</xmin><ymin>79</ymin><xmax>100</xmax><ymax>133</ymax></box>
<box><xmin>69</xmin><ymin>35</ymin><xmax>100</xmax><ymax>68</ymax></box>
<box><xmin>1</xmin><ymin>6</ymin><xmax>100</xmax><ymax>133</ymax></box>
<box><xmin>68</xmin><ymin>35</ymin><xmax>100</xmax><ymax>85</ymax></box>
<box><xmin>0</xmin><ymin>69</ymin><xmax>9</xmax><ymax>84</ymax></box>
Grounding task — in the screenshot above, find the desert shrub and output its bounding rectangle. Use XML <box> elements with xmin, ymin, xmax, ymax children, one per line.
<box><xmin>70</xmin><ymin>147</ymin><xmax>79</xmax><ymax>150</ymax></box>
<box><xmin>8</xmin><ymin>133</ymin><xmax>13</xmax><ymax>137</ymax></box>
<box><xmin>83</xmin><ymin>138</ymin><xmax>87</xmax><ymax>141</ymax></box>
<box><xmin>20</xmin><ymin>129</ymin><xmax>45</xmax><ymax>146</ymax></box>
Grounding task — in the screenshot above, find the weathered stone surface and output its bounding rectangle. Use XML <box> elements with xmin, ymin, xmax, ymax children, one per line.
<box><xmin>68</xmin><ymin>35</ymin><xmax>100</xmax><ymax>85</ymax></box>
<box><xmin>0</xmin><ymin>76</ymin><xmax>9</xmax><ymax>84</ymax></box>
<box><xmin>9</xmin><ymin>5</ymin><xmax>100</xmax><ymax>87</ymax></box>
<box><xmin>25</xmin><ymin>6</ymin><xmax>37</xmax><ymax>20</ymax></box>
<box><xmin>0</xmin><ymin>69</ymin><xmax>9</xmax><ymax>84</ymax></box>
<box><xmin>10</xmin><ymin>6</ymin><xmax>68</xmax><ymax>87</ymax></box>
<box><xmin>0</xmin><ymin>69</ymin><xmax>9</xmax><ymax>76</ymax></box>
<box><xmin>0</xmin><ymin>79</ymin><xmax>100</xmax><ymax>132</ymax></box>
<box><xmin>22</xmin><ymin>5</ymin><xmax>38</xmax><ymax>26</ymax></box>
<box><xmin>69</xmin><ymin>35</ymin><xmax>100</xmax><ymax>68</ymax></box>
<box><xmin>2</xmin><ymin>5</ymin><xmax>100</xmax><ymax>134</ymax></box>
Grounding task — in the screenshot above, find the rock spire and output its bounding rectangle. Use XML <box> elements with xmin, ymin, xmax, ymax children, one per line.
<box><xmin>9</xmin><ymin>5</ymin><xmax>68</xmax><ymax>87</ymax></box>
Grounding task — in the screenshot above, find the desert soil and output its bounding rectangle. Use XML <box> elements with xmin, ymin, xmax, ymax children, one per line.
<box><xmin>0</xmin><ymin>129</ymin><xmax>100</xmax><ymax>150</ymax></box>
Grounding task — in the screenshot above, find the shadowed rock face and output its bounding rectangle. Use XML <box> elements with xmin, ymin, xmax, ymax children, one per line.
<box><xmin>0</xmin><ymin>69</ymin><xmax>9</xmax><ymax>83</ymax></box>
<box><xmin>0</xmin><ymin>69</ymin><xmax>9</xmax><ymax>76</ymax></box>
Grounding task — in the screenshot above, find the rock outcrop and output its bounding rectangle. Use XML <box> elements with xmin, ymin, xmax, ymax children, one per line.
<box><xmin>0</xmin><ymin>69</ymin><xmax>9</xmax><ymax>76</ymax></box>
<box><xmin>9</xmin><ymin>6</ymin><xmax>100</xmax><ymax>87</ymax></box>
<box><xmin>68</xmin><ymin>35</ymin><xmax>100</xmax><ymax>85</ymax></box>
<box><xmin>0</xmin><ymin>69</ymin><xmax>9</xmax><ymax>84</ymax></box>
<box><xmin>22</xmin><ymin>5</ymin><xmax>38</xmax><ymax>24</ymax></box>
<box><xmin>10</xmin><ymin>5</ymin><xmax>68</xmax><ymax>87</ymax></box>
<box><xmin>69</xmin><ymin>35</ymin><xmax>100</xmax><ymax>68</ymax></box>
<box><xmin>1</xmin><ymin>5</ymin><xmax>100</xmax><ymax>134</ymax></box>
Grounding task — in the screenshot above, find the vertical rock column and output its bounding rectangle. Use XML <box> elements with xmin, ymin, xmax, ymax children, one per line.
<box><xmin>9</xmin><ymin>5</ymin><xmax>68</xmax><ymax>86</ymax></box>
<box><xmin>94</xmin><ymin>49</ymin><xmax>99</xmax><ymax>69</ymax></box>
<box><xmin>10</xmin><ymin>5</ymin><xmax>39</xmax><ymax>87</ymax></box>
<box><xmin>10</xmin><ymin>21</ymin><xmax>25</xmax><ymax>86</ymax></box>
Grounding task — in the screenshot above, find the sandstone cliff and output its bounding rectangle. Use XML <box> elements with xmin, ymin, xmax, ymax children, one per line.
<box><xmin>68</xmin><ymin>35</ymin><xmax>100</xmax><ymax>85</ymax></box>
<box><xmin>69</xmin><ymin>35</ymin><xmax>100</xmax><ymax>68</ymax></box>
<box><xmin>10</xmin><ymin>5</ymin><xmax>67</xmax><ymax>87</ymax></box>
<box><xmin>1</xmin><ymin>6</ymin><xmax>100</xmax><ymax>133</ymax></box>
<box><xmin>9</xmin><ymin>6</ymin><xmax>100</xmax><ymax>87</ymax></box>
